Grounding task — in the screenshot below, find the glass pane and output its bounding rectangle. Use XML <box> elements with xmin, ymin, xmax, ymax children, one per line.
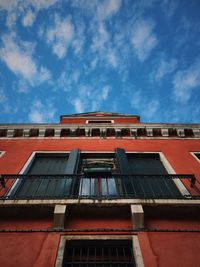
<box><xmin>79</xmin><ymin>178</ymin><xmax>95</xmax><ymax>196</ymax></box>
<box><xmin>102</xmin><ymin>178</ymin><xmax>117</xmax><ymax>196</ymax></box>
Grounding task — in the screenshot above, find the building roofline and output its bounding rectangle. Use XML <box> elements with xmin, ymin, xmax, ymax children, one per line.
<box><xmin>60</xmin><ymin>111</ymin><xmax>140</xmax><ymax>119</ymax></box>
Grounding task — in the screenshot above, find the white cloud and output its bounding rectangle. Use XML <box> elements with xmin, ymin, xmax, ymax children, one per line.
<box><xmin>71</xmin><ymin>85</ymin><xmax>111</xmax><ymax>113</ymax></box>
<box><xmin>46</xmin><ymin>14</ymin><xmax>74</xmax><ymax>59</ymax></box>
<box><xmin>28</xmin><ymin>99</ymin><xmax>56</xmax><ymax>123</ymax></box>
<box><xmin>72</xmin><ymin>18</ymin><xmax>85</xmax><ymax>55</ymax></box>
<box><xmin>57</xmin><ymin>69</ymin><xmax>80</xmax><ymax>91</ymax></box>
<box><xmin>0</xmin><ymin>87</ymin><xmax>14</xmax><ymax>114</ymax></box>
<box><xmin>71</xmin><ymin>0</ymin><xmax>121</xmax><ymax>21</ymax></box>
<box><xmin>22</xmin><ymin>10</ymin><xmax>36</xmax><ymax>27</ymax></box>
<box><xmin>102</xmin><ymin>86</ymin><xmax>110</xmax><ymax>100</ymax></box>
<box><xmin>97</xmin><ymin>0</ymin><xmax>121</xmax><ymax>20</ymax></box>
<box><xmin>92</xmin><ymin>23</ymin><xmax>109</xmax><ymax>51</ymax></box>
<box><xmin>151</xmin><ymin>57</ymin><xmax>177</xmax><ymax>82</ymax></box>
<box><xmin>131</xmin><ymin>19</ymin><xmax>158</xmax><ymax>62</ymax></box>
<box><xmin>130</xmin><ymin>89</ymin><xmax>160</xmax><ymax>119</ymax></box>
<box><xmin>173</xmin><ymin>60</ymin><xmax>200</xmax><ymax>102</ymax></box>
<box><xmin>0</xmin><ymin>0</ymin><xmax>58</xmax><ymax>28</ymax></box>
<box><xmin>0</xmin><ymin>33</ymin><xmax>51</xmax><ymax>87</ymax></box>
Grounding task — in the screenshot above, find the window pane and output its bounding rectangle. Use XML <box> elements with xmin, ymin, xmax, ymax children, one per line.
<box><xmin>102</xmin><ymin>178</ymin><xmax>117</xmax><ymax>196</ymax></box>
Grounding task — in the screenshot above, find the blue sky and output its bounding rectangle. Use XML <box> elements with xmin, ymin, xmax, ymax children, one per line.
<box><xmin>0</xmin><ymin>0</ymin><xmax>200</xmax><ymax>124</ymax></box>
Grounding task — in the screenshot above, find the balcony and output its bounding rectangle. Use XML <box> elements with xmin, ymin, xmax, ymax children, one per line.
<box><xmin>0</xmin><ymin>174</ymin><xmax>197</xmax><ymax>200</ymax></box>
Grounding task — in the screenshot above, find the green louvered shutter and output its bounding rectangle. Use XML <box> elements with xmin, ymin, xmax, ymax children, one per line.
<box><xmin>127</xmin><ymin>154</ymin><xmax>182</xmax><ymax>198</ymax></box>
<box><xmin>15</xmin><ymin>149</ymin><xmax>80</xmax><ymax>198</ymax></box>
<box><xmin>115</xmin><ymin>148</ymin><xmax>134</xmax><ymax>197</ymax></box>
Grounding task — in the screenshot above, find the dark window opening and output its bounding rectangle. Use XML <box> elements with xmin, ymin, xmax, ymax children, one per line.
<box><xmin>76</xmin><ymin>129</ymin><xmax>85</xmax><ymax>137</ymax></box>
<box><xmin>61</xmin><ymin>129</ymin><xmax>70</xmax><ymax>137</ymax></box>
<box><xmin>137</xmin><ymin>128</ymin><xmax>146</xmax><ymax>137</ymax></box>
<box><xmin>194</xmin><ymin>153</ymin><xmax>200</xmax><ymax>160</ymax></box>
<box><xmin>62</xmin><ymin>240</ymin><xmax>135</xmax><ymax>267</ymax></box>
<box><xmin>29</xmin><ymin>129</ymin><xmax>39</xmax><ymax>137</ymax></box>
<box><xmin>0</xmin><ymin>129</ymin><xmax>7</xmax><ymax>137</ymax></box>
<box><xmin>106</xmin><ymin>128</ymin><xmax>115</xmax><ymax>137</ymax></box>
<box><xmin>91</xmin><ymin>128</ymin><xmax>100</xmax><ymax>137</ymax></box>
<box><xmin>13</xmin><ymin>129</ymin><xmax>23</xmax><ymax>137</ymax></box>
<box><xmin>184</xmin><ymin>129</ymin><xmax>194</xmax><ymax>137</ymax></box>
<box><xmin>45</xmin><ymin>128</ymin><xmax>55</xmax><ymax>137</ymax></box>
<box><xmin>169</xmin><ymin>128</ymin><xmax>177</xmax><ymax>137</ymax></box>
<box><xmin>87</xmin><ymin>120</ymin><xmax>112</xmax><ymax>124</ymax></box>
<box><xmin>121</xmin><ymin>128</ymin><xmax>131</xmax><ymax>137</ymax></box>
<box><xmin>153</xmin><ymin>128</ymin><xmax>162</xmax><ymax>137</ymax></box>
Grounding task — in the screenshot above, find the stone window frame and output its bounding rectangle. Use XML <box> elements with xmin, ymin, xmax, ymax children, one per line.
<box><xmin>0</xmin><ymin>151</ymin><xmax>5</xmax><ymax>158</ymax></box>
<box><xmin>55</xmin><ymin>235</ymin><xmax>144</xmax><ymax>267</ymax></box>
<box><xmin>190</xmin><ymin>152</ymin><xmax>200</xmax><ymax>164</ymax></box>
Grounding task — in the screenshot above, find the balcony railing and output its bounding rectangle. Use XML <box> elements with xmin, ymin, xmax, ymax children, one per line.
<box><xmin>0</xmin><ymin>174</ymin><xmax>197</xmax><ymax>200</ymax></box>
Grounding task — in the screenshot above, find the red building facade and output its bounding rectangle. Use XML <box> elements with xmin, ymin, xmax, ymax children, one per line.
<box><xmin>0</xmin><ymin>112</ymin><xmax>200</xmax><ymax>267</ymax></box>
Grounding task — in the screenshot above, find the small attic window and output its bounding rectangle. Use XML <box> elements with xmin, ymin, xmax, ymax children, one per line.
<box><xmin>86</xmin><ymin>120</ymin><xmax>114</xmax><ymax>124</ymax></box>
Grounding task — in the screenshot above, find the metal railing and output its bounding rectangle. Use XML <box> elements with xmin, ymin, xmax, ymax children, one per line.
<box><xmin>0</xmin><ymin>174</ymin><xmax>197</xmax><ymax>200</ymax></box>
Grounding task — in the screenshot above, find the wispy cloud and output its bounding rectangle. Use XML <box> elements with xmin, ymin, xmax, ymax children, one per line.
<box><xmin>97</xmin><ymin>0</ymin><xmax>121</xmax><ymax>20</ymax></box>
<box><xmin>0</xmin><ymin>33</ymin><xmax>51</xmax><ymax>87</ymax></box>
<box><xmin>44</xmin><ymin>14</ymin><xmax>74</xmax><ymax>59</ymax></box>
<box><xmin>28</xmin><ymin>99</ymin><xmax>56</xmax><ymax>123</ymax></box>
<box><xmin>71</xmin><ymin>85</ymin><xmax>111</xmax><ymax>113</ymax></box>
<box><xmin>151</xmin><ymin>56</ymin><xmax>177</xmax><ymax>82</ymax></box>
<box><xmin>0</xmin><ymin>0</ymin><xmax>58</xmax><ymax>28</ymax></box>
<box><xmin>173</xmin><ymin>59</ymin><xmax>200</xmax><ymax>102</ymax></box>
<box><xmin>131</xmin><ymin>19</ymin><xmax>158</xmax><ymax>62</ymax></box>
<box><xmin>161</xmin><ymin>0</ymin><xmax>178</xmax><ymax>19</ymax></box>
<box><xmin>130</xmin><ymin>89</ymin><xmax>160</xmax><ymax>120</ymax></box>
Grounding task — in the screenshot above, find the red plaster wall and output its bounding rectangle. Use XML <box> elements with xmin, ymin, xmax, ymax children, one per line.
<box><xmin>60</xmin><ymin>117</ymin><xmax>140</xmax><ymax>124</ymax></box>
<box><xmin>0</xmin><ymin>233</ymin><xmax>60</xmax><ymax>267</ymax></box>
<box><xmin>139</xmin><ymin>232</ymin><xmax>200</xmax><ymax>267</ymax></box>
<box><xmin>65</xmin><ymin>206</ymin><xmax>132</xmax><ymax>230</ymax></box>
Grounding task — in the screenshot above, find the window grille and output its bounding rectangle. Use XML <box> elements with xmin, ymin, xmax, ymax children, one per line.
<box><xmin>62</xmin><ymin>240</ymin><xmax>135</xmax><ymax>267</ymax></box>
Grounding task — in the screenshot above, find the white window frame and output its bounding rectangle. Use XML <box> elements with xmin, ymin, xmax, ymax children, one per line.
<box><xmin>55</xmin><ymin>235</ymin><xmax>144</xmax><ymax>267</ymax></box>
<box><xmin>190</xmin><ymin>152</ymin><xmax>200</xmax><ymax>164</ymax></box>
<box><xmin>0</xmin><ymin>151</ymin><xmax>5</xmax><ymax>158</ymax></box>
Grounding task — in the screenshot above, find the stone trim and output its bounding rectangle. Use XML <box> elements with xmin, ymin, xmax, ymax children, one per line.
<box><xmin>1</xmin><ymin>198</ymin><xmax>200</xmax><ymax>206</ymax></box>
<box><xmin>54</xmin><ymin>204</ymin><xmax>66</xmax><ymax>229</ymax></box>
<box><xmin>55</xmin><ymin>235</ymin><xmax>143</xmax><ymax>267</ymax></box>
<box><xmin>131</xmin><ymin>204</ymin><xmax>144</xmax><ymax>229</ymax></box>
<box><xmin>0</xmin><ymin>124</ymin><xmax>199</xmax><ymax>139</ymax></box>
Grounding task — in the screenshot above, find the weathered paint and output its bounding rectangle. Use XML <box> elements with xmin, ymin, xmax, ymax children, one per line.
<box><xmin>0</xmin><ymin>233</ymin><xmax>60</xmax><ymax>267</ymax></box>
<box><xmin>139</xmin><ymin>232</ymin><xmax>200</xmax><ymax>267</ymax></box>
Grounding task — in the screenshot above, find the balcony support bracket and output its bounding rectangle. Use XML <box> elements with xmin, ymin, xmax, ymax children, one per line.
<box><xmin>53</xmin><ymin>204</ymin><xmax>66</xmax><ymax>229</ymax></box>
<box><xmin>131</xmin><ymin>204</ymin><xmax>144</xmax><ymax>229</ymax></box>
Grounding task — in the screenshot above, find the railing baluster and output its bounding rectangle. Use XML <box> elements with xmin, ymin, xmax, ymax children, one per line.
<box><xmin>0</xmin><ymin>173</ymin><xmax>197</xmax><ymax>200</ymax></box>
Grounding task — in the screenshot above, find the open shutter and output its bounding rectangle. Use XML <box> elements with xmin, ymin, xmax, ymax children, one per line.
<box><xmin>115</xmin><ymin>148</ymin><xmax>134</xmax><ymax>197</ymax></box>
<box><xmin>64</xmin><ymin>148</ymin><xmax>81</xmax><ymax>196</ymax></box>
<box><xmin>64</xmin><ymin>149</ymin><xmax>80</xmax><ymax>174</ymax></box>
<box><xmin>115</xmin><ymin>148</ymin><xmax>131</xmax><ymax>174</ymax></box>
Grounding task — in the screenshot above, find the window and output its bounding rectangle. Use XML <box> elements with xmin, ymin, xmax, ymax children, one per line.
<box><xmin>62</xmin><ymin>240</ymin><xmax>135</xmax><ymax>267</ymax></box>
<box><xmin>13</xmin><ymin>152</ymin><xmax>75</xmax><ymax>199</ymax></box>
<box><xmin>116</xmin><ymin>149</ymin><xmax>182</xmax><ymax>198</ymax></box>
<box><xmin>12</xmin><ymin>149</ymin><xmax>182</xmax><ymax>199</ymax></box>
<box><xmin>78</xmin><ymin>153</ymin><xmax>118</xmax><ymax>197</ymax></box>
<box><xmin>191</xmin><ymin>152</ymin><xmax>200</xmax><ymax>163</ymax></box>
<box><xmin>86</xmin><ymin>120</ymin><xmax>114</xmax><ymax>124</ymax></box>
<box><xmin>0</xmin><ymin>151</ymin><xmax>5</xmax><ymax>158</ymax></box>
